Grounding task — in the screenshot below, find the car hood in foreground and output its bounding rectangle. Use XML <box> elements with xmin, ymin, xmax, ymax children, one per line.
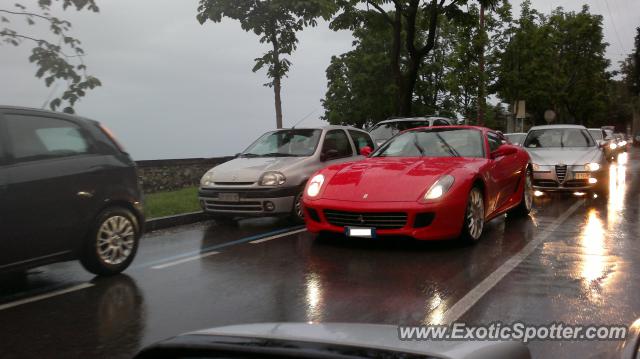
<box><xmin>175</xmin><ymin>323</ymin><xmax>529</xmax><ymax>359</ymax></box>
<box><xmin>321</xmin><ymin>157</ymin><xmax>486</xmax><ymax>202</ymax></box>
<box><xmin>209</xmin><ymin>157</ymin><xmax>308</xmax><ymax>183</ymax></box>
<box><xmin>526</xmin><ymin>147</ymin><xmax>601</xmax><ymax>166</ymax></box>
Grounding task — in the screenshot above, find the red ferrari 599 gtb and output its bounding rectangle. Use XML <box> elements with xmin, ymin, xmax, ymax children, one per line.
<box><xmin>302</xmin><ymin>126</ymin><xmax>532</xmax><ymax>243</ymax></box>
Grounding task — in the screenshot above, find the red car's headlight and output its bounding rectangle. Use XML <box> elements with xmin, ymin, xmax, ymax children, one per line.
<box><xmin>423</xmin><ymin>175</ymin><xmax>455</xmax><ymax>201</ymax></box>
<box><xmin>306</xmin><ymin>174</ymin><xmax>325</xmax><ymax>198</ymax></box>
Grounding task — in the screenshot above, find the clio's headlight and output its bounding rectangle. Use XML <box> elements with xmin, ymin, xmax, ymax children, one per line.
<box><xmin>532</xmin><ymin>163</ymin><xmax>540</xmax><ymax>171</ymax></box>
<box><xmin>424</xmin><ymin>175</ymin><xmax>455</xmax><ymax>200</ymax></box>
<box><xmin>584</xmin><ymin>163</ymin><xmax>600</xmax><ymax>172</ymax></box>
<box><xmin>200</xmin><ymin>170</ymin><xmax>215</xmax><ymax>187</ymax></box>
<box><xmin>306</xmin><ymin>174</ymin><xmax>325</xmax><ymax>197</ymax></box>
<box><xmin>610</xmin><ymin>143</ymin><xmax>618</xmax><ymax>150</ymax></box>
<box><xmin>260</xmin><ymin>172</ymin><xmax>286</xmax><ymax>186</ymax></box>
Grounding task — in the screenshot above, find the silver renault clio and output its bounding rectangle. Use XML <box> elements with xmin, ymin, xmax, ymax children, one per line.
<box><xmin>523</xmin><ymin>124</ymin><xmax>608</xmax><ymax>197</ymax></box>
<box><xmin>198</xmin><ymin>126</ymin><xmax>374</xmax><ymax>222</ymax></box>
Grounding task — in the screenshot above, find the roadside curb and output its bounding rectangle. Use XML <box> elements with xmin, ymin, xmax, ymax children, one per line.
<box><xmin>145</xmin><ymin>211</ymin><xmax>209</xmax><ymax>232</ymax></box>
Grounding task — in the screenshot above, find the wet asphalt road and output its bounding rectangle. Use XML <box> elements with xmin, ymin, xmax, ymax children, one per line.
<box><xmin>1</xmin><ymin>150</ymin><xmax>639</xmax><ymax>359</ymax></box>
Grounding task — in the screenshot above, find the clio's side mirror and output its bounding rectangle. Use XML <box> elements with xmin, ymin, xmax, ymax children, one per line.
<box><xmin>359</xmin><ymin>146</ymin><xmax>373</xmax><ymax>157</ymax></box>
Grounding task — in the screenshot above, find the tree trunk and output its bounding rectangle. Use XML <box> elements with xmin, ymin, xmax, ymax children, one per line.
<box><xmin>633</xmin><ymin>103</ymin><xmax>640</xmax><ymax>135</ymax></box>
<box><xmin>401</xmin><ymin>59</ymin><xmax>422</xmax><ymax>116</ymax></box>
<box><xmin>273</xmin><ymin>75</ymin><xmax>283</xmax><ymax>129</ymax></box>
<box><xmin>400</xmin><ymin>0</ymin><xmax>439</xmax><ymax>117</ymax></box>
<box><xmin>477</xmin><ymin>3</ymin><xmax>486</xmax><ymax>126</ymax></box>
<box><xmin>271</xmin><ymin>34</ymin><xmax>283</xmax><ymax>129</ymax></box>
<box><xmin>391</xmin><ymin>8</ymin><xmax>403</xmax><ymax>116</ymax></box>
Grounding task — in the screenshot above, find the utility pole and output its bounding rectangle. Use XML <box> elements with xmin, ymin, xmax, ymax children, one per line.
<box><xmin>477</xmin><ymin>3</ymin><xmax>486</xmax><ymax>126</ymax></box>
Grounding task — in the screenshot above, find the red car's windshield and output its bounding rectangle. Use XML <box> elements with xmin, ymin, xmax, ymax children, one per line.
<box><xmin>373</xmin><ymin>128</ymin><xmax>485</xmax><ymax>158</ymax></box>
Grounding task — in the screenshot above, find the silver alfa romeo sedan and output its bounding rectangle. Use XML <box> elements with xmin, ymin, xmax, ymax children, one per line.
<box><xmin>198</xmin><ymin>126</ymin><xmax>374</xmax><ymax>222</ymax></box>
<box><xmin>523</xmin><ymin>124</ymin><xmax>608</xmax><ymax>197</ymax></box>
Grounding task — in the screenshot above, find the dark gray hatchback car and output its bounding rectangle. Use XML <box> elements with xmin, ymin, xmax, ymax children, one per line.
<box><xmin>0</xmin><ymin>106</ymin><xmax>144</xmax><ymax>276</ymax></box>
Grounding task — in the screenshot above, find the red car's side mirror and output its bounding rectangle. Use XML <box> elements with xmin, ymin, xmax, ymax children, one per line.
<box><xmin>360</xmin><ymin>146</ymin><xmax>373</xmax><ymax>157</ymax></box>
<box><xmin>491</xmin><ymin>144</ymin><xmax>518</xmax><ymax>159</ymax></box>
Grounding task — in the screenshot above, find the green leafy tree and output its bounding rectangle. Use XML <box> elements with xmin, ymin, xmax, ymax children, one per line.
<box><xmin>323</xmin><ymin>11</ymin><xmax>460</xmax><ymax>127</ymax></box>
<box><xmin>623</xmin><ymin>27</ymin><xmax>640</xmax><ymax>97</ymax></box>
<box><xmin>621</xmin><ymin>27</ymin><xmax>640</xmax><ymax>133</ymax></box>
<box><xmin>322</xmin><ymin>13</ymin><xmax>396</xmax><ymax>128</ymax></box>
<box><xmin>323</xmin><ymin>1</ymin><xmax>511</xmax><ymax>126</ymax></box>
<box><xmin>0</xmin><ymin>0</ymin><xmax>102</xmax><ymax>113</ymax></box>
<box><xmin>331</xmin><ymin>0</ymin><xmax>498</xmax><ymax>117</ymax></box>
<box><xmin>495</xmin><ymin>2</ymin><xmax>610</xmax><ymax>126</ymax></box>
<box><xmin>197</xmin><ymin>0</ymin><xmax>335</xmax><ymax>129</ymax></box>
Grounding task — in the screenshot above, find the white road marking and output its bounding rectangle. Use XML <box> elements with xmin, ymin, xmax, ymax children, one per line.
<box><xmin>0</xmin><ymin>283</ymin><xmax>94</xmax><ymax>311</ymax></box>
<box><xmin>152</xmin><ymin>251</ymin><xmax>220</xmax><ymax>269</ymax></box>
<box><xmin>438</xmin><ymin>201</ymin><xmax>584</xmax><ymax>324</ymax></box>
<box><xmin>249</xmin><ymin>228</ymin><xmax>307</xmax><ymax>244</ymax></box>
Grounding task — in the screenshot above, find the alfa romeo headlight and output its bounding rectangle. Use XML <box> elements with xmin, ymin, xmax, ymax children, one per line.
<box><xmin>260</xmin><ymin>172</ymin><xmax>286</xmax><ymax>186</ymax></box>
<box><xmin>532</xmin><ymin>163</ymin><xmax>541</xmax><ymax>171</ymax></box>
<box><xmin>584</xmin><ymin>163</ymin><xmax>600</xmax><ymax>172</ymax></box>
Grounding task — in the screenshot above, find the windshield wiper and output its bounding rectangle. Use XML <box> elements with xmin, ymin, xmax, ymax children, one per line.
<box><xmin>239</xmin><ymin>153</ymin><xmax>261</xmax><ymax>158</ymax></box>
<box><xmin>435</xmin><ymin>133</ymin><xmax>461</xmax><ymax>157</ymax></box>
<box><xmin>259</xmin><ymin>152</ymin><xmax>299</xmax><ymax>157</ymax></box>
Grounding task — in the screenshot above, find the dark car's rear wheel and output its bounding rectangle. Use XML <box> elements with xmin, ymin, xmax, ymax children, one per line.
<box><xmin>80</xmin><ymin>207</ymin><xmax>140</xmax><ymax>276</ymax></box>
<box><xmin>461</xmin><ymin>187</ymin><xmax>485</xmax><ymax>244</ymax></box>
<box><xmin>508</xmin><ymin>168</ymin><xmax>533</xmax><ymax>217</ymax></box>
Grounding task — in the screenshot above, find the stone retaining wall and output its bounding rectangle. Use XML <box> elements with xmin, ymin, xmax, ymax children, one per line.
<box><xmin>136</xmin><ymin>157</ymin><xmax>233</xmax><ymax>193</ymax></box>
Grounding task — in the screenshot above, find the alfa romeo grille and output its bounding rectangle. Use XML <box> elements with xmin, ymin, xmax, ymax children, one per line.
<box><xmin>555</xmin><ymin>165</ymin><xmax>567</xmax><ymax>183</ymax></box>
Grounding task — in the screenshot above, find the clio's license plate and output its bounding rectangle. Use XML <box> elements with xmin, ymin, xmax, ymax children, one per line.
<box><xmin>218</xmin><ymin>193</ymin><xmax>240</xmax><ymax>202</ymax></box>
<box><xmin>345</xmin><ymin>227</ymin><xmax>376</xmax><ymax>238</ymax></box>
<box><xmin>574</xmin><ymin>173</ymin><xmax>590</xmax><ymax>180</ymax></box>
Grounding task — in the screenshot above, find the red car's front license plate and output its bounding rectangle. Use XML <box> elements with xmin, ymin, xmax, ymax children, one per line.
<box><xmin>345</xmin><ymin>227</ymin><xmax>376</xmax><ymax>238</ymax></box>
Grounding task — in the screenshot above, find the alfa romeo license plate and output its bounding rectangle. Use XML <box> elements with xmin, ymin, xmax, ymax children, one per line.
<box><xmin>345</xmin><ymin>227</ymin><xmax>376</xmax><ymax>238</ymax></box>
<box><xmin>218</xmin><ymin>193</ymin><xmax>240</xmax><ymax>202</ymax></box>
<box><xmin>574</xmin><ymin>173</ymin><xmax>590</xmax><ymax>180</ymax></box>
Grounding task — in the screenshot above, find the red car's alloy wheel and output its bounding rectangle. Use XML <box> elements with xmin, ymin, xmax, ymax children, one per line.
<box><xmin>466</xmin><ymin>188</ymin><xmax>485</xmax><ymax>241</ymax></box>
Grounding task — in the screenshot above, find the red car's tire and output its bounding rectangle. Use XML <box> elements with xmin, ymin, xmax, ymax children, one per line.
<box><xmin>461</xmin><ymin>187</ymin><xmax>485</xmax><ymax>244</ymax></box>
<box><xmin>508</xmin><ymin>168</ymin><xmax>533</xmax><ymax>217</ymax></box>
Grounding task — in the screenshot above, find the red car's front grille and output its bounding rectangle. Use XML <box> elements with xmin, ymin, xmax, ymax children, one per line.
<box><xmin>323</xmin><ymin>210</ymin><xmax>408</xmax><ymax>229</ymax></box>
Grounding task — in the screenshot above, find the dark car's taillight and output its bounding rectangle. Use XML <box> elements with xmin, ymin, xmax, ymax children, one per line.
<box><xmin>98</xmin><ymin>123</ymin><xmax>127</xmax><ymax>153</ymax></box>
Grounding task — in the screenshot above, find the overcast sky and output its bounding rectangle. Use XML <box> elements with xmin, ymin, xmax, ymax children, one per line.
<box><xmin>1</xmin><ymin>0</ymin><xmax>638</xmax><ymax>160</ymax></box>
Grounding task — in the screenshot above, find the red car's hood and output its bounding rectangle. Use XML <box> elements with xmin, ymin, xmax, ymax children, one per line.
<box><xmin>322</xmin><ymin>157</ymin><xmax>485</xmax><ymax>202</ymax></box>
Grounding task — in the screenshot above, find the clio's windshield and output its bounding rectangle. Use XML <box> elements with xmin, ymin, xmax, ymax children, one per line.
<box><xmin>242</xmin><ymin>129</ymin><xmax>322</xmax><ymax>157</ymax></box>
